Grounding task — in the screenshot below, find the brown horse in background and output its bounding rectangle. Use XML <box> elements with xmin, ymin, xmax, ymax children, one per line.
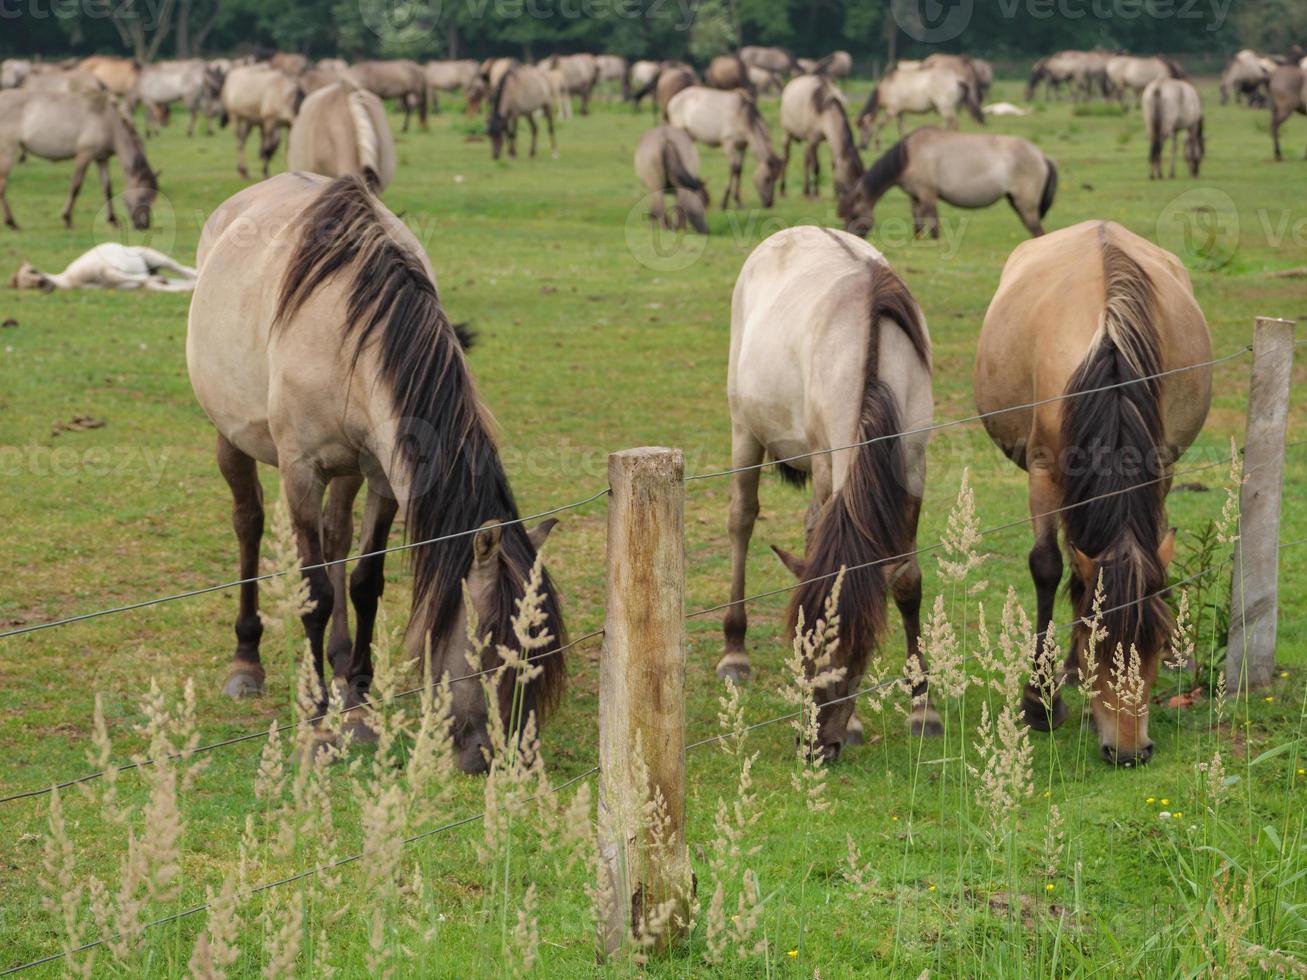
<box><xmin>187</xmin><ymin>173</ymin><xmax>568</xmax><ymax>773</ymax></box>
<box><xmin>974</xmin><ymin>221</ymin><xmax>1211</xmax><ymax>766</ymax></box>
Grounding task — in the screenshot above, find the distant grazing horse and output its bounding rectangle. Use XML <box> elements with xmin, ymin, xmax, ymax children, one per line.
<box><xmin>79</xmin><ymin>56</ymin><xmax>140</xmax><ymax>102</ymax></box>
<box><xmin>1143</xmin><ymin>78</ymin><xmax>1204</xmax><ymax>179</ymax></box>
<box><xmin>839</xmin><ymin>129</ymin><xmax>1056</xmax><ymax>239</ymax></box>
<box><xmin>974</xmin><ymin>221</ymin><xmax>1211</xmax><ymax>765</ymax></box>
<box><xmin>542</xmin><ymin>54</ymin><xmax>599</xmax><ymax>115</ymax></box>
<box><xmin>466</xmin><ymin>58</ymin><xmax>516</xmax><ymax>113</ymax></box>
<box><xmin>706</xmin><ymin>54</ymin><xmax>754</xmax><ymax>96</ymax></box>
<box><xmin>723</xmin><ymin>226</ymin><xmax>939</xmax><ymax>757</ymax></box>
<box><xmin>813</xmin><ymin>51</ymin><xmax>853</xmax><ymax>79</ymax></box>
<box><xmin>637</xmin><ymin>64</ymin><xmax>696</xmax><ymax>118</ymax></box>
<box><xmin>1221</xmin><ymin>49</ymin><xmax>1271</xmax><ymax>106</ymax></box>
<box><xmin>424</xmin><ymin>59</ymin><xmax>478</xmax><ymax>111</ymax></box>
<box><xmin>187</xmin><ymin>172</ymin><xmax>569</xmax><ymax>773</ymax></box>
<box><xmin>135</xmin><ymin>59</ymin><xmax>223</xmax><ymax>136</ymax></box>
<box><xmin>287</xmin><ymin>81</ymin><xmax>396</xmax><ymax>191</ymax></box>
<box><xmin>1</xmin><ymin>59</ymin><xmax>32</xmax><ymax>89</ymax></box>
<box><xmin>268</xmin><ymin>52</ymin><xmax>309</xmax><ymax>76</ymax></box>
<box><xmin>487</xmin><ymin>65</ymin><xmax>556</xmax><ymax>160</ymax></box>
<box><xmin>740</xmin><ymin>46</ymin><xmax>797</xmax><ymax>75</ymax></box>
<box><xmin>667</xmin><ymin>86</ymin><xmax>784</xmax><ymax>208</ymax></box>
<box><xmin>779</xmin><ymin>74</ymin><xmax>863</xmax><ymax>197</ymax></box>
<box><xmin>634</xmin><ymin>125</ymin><xmax>708</xmax><ymax>234</ymax></box>
<box><xmin>857</xmin><ymin>64</ymin><xmax>983</xmax><ymax>149</ymax></box>
<box><xmin>1270</xmin><ymin>64</ymin><xmax>1307</xmax><ymax>160</ymax></box>
<box><xmin>221</xmin><ymin>64</ymin><xmax>304</xmax><ymax>179</ymax></box>
<box><xmin>1107</xmin><ymin>55</ymin><xmax>1185</xmax><ymax>108</ymax></box>
<box><xmin>348</xmin><ymin>60</ymin><xmax>428</xmax><ymax>131</ymax></box>
<box><xmin>748</xmin><ymin>66</ymin><xmax>783</xmax><ymax>95</ymax></box>
<box><xmin>595</xmin><ymin>54</ymin><xmax>628</xmax><ymax>99</ymax></box>
<box><xmin>1026</xmin><ymin>50</ymin><xmax>1101</xmax><ymax>100</ymax></box>
<box><xmin>628</xmin><ymin>59</ymin><xmax>660</xmax><ymax>104</ymax></box>
<box><xmin>922</xmin><ymin>53</ymin><xmax>985</xmax><ymax>108</ymax></box>
<box><xmin>20</xmin><ymin>70</ymin><xmax>105</xmax><ymax>96</ymax></box>
<box><xmin>10</xmin><ymin>242</ymin><xmax>195</xmax><ymax>292</ymax></box>
<box><xmin>0</xmin><ymin>89</ymin><xmax>158</xmax><ymax>230</ymax></box>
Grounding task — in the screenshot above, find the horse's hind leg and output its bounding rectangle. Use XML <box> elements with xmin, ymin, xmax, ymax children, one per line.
<box><xmin>544</xmin><ymin>106</ymin><xmax>557</xmax><ymax>158</ymax></box>
<box><xmin>60</xmin><ymin>153</ymin><xmax>93</xmax><ymax>229</ymax></box>
<box><xmin>95</xmin><ymin>160</ymin><xmax>117</xmax><ymax>229</ymax></box>
<box><xmin>234</xmin><ymin>118</ymin><xmax>251</xmax><ymax>179</ymax></box>
<box><xmin>719</xmin><ymin>426</ymin><xmax>765</xmax><ymax>683</ymax></box>
<box><xmin>1169</xmin><ymin>130</ymin><xmax>1179</xmax><ymax>179</ymax></box>
<box><xmin>526</xmin><ymin>113</ymin><xmax>539</xmax><ymax>158</ymax></box>
<box><xmin>780</xmin><ymin>134</ymin><xmax>793</xmax><ymax>196</ymax></box>
<box><xmin>0</xmin><ymin>158</ymin><xmax>18</xmax><ymax>230</ymax></box>
<box><xmin>1024</xmin><ymin>462</ymin><xmax>1069</xmax><ymax>730</ymax></box>
<box><xmin>893</xmin><ymin>496</ymin><xmax>942</xmax><ymax>737</ymax></box>
<box><xmin>280</xmin><ymin>457</ymin><xmax>336</xmax><ymax>704</ymax></box>
<box><xmin>322</xmin><ymin>475</ymin><xmax>364</xmax><ymax>687</ymax></box>
<box><xmin>217</xmin><ymin>435</ymin><xmax>267</xmax><ymax>698</ymax></box>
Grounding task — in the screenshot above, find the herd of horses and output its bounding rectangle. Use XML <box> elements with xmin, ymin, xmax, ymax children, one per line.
<box><xmin>0</xmin><ymin>40</ymin><xmax>1289</xmax><ymax>774</ymax></box>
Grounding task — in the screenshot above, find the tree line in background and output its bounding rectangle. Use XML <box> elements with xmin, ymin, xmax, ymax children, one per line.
<box><xmin>2</xmin><ymin>0</ymin><xmax>1305</xmax><ymax>69</ymax></box>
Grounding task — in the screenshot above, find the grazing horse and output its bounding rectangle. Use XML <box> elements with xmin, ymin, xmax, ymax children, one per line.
<box><xmin>1270</xmin><ymin>64</ymin><xmax>1307</xmax><ymax>160</ymax></box>
<box><xmin>10</xmin><ymin>243</ymin><xmax>195</xmax><ymax>292</ymax></box>
<box><xmin>1143</xmin><ymin>78</ymin><xmax>1204</xmax><ymax>179</ymax></box>
<box><xmin>424</xmin><ymin>59</ymin><xmax>478</xmax><ymax>111</ymax></box>
<box><xmin>628</xmin><ymin>59</ymin><xmax>661</xmax><ymax>104</ymax></box>
<box><xmin>79</xmin><ymin>56</ymin><xmax>140</xmax><ymax>101</ymax></box>
<box><xmin>287</xmin><ymin>81</ymin><xmax>396</xmax><ymax>191</ymax></box>
<box><xmin>221</xmin><ymin>64</ymin><xmax>304</xmax><ymax>179</ymax></box>
<box><xmin>651</xmin><ymin>65</ymin><xmax>697</xmax><ymax>119</ymax></box>
<box><xmin>542</xmin><ymin>54</ymin><xmax>599</xmax><ymax>115</ymax></box>
<box><xmin>779</xmin><ymin>74</ymin><xmax>863</xmax><ymax>197</ymax></box>
<box><xmin>595</xmin><ymin>54</ymin><xmax>628</xmax><ymax>99</ymax></box>
<box><xmin>466</xmin><ymin>57</ymin><xmax>516</xmax><ymax>113</ymax></box>
<box><xmin>268</xmin><ymin>53</ymin><xmax>309</xmax><ymax>76</ymax></box>
<box><xmin>1220</xmin><ymin>49</ymin><xmax>1271</xmax><ymax>106</ymax></box>
<box><xmin>839</xmin><ymin>129</ymin><xmax>1056</xmax><ymax>240</ymax></box>
<box><xmin>813</xmin><ymin>51</ymin><xmax>853</xmax><ymax>79</ymax></box>
<box><xmin>974</xmin><ymin>221</ymin><xmax>1211</xmax><ymax>765</ymax></box>
<box><xmin>1107</xmin><ymin>55</ymin><xmax>1185</xmax><ymax>108</ymax></box>
<box><xmin>722</xmin><ymin>226</ymin><xmax>939</xmax><ymax>757</ymax></box>
<box><xmin>135</xmin><ymin>59</ymin><xmax>223</xmax><ymax>136</ymax></box>
<box><xmin>634</xmin><ymin>125</ymin><xmax>709</xmax><ymax>234</ymax></box>
<box><xmin>922</xmin><ymin>53</ymin><xmax>985</xmax><ymax>108</ymax></box>
<box><xmin>706</xmin><ymin>55</ymin><xmax>754</xmax><ymax>96</ymax></box>
<box><xmin>666</xmin><ymin>86</ymin><xmax>784</xmax><ymax>208</ymax></box>
<box><xmin>0</xmin><ymin>89</ymin><xmax>158</xmax><ymax>230</ymax></box>
<box><xmin>487</xmin><ymin>65</ymin><xmax>556</xmax><ymax>160</ymax></box>
<box><xmin>857</xmin><ymin>64</ymin><xmax>984</xmax><ymax>149</ymax></box>
<box><xmin>740</xmin><ymin>46</ymin><xmax>798</xmax><ymax>75</ymax></box>
<box><xmin>348</xmin><ymin>60</ymin><xmax>429</xmax><ymax>132</ymax></box>
<box><xmin>187</xmin><ymin>173</ymin><xmax>568</xmax><ymax>773</ymax></box>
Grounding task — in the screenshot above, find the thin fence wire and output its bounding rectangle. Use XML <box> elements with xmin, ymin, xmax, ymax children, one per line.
<box><xmin>0</xmin><ymin>486</ymin><xmax>611</xmax><ymax>642</ymax></box>
<box><xmin>0</xmin><ymin>629</ymin><xmax>606</xmax><ymax>807</ymax></box>
<box><xmin>0</xmin><ymin>765</ymin><xmax>600</xmax><ymax>977</ymax></box>
<box><xmin>684</xmin><ymin>346</ymin><xmax>1253</xmax><ymax>483</ymax></box>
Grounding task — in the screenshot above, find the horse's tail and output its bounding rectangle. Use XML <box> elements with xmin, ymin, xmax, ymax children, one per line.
<box><xmin>1026</xmin><ymin>57</ymin><xmax>1047</xmax><ymax>100</ymax></box>
<box><xmin>784</xmin><ymin>261</ymin><xmax>928</xmax><ymax>684</ymax></box>
<box><xmin>489</xmin><ymin>66</ymin><xmax>512</xmax><ymax>123</ymax></box>
<box><xmin>962</xmin><ymin>77</ymin><xmax>985</xmax><ymax>124</ymax></box>
<box><xmin>345</xmin><ymin>83</ymin><xmax>383</xmax><ymax>191</ymax></box>
<box><xmin>1147</xmin><ymin>83</ymin><xmax>1165</xmax><ymax>169</ymax></box>
<box><xmin>1039</xmin><ymin>155</ymin><xmax>1058</xmax><ymax>219</ymax></box>
<box><xmin>631</xmin><ymin>71</ymin><xmax>658</xmax><ymax>104</ymax></box>
<box><xmin>661</xmin><ymin>135</ymin><xmax>702</xmax><ymax>195</ymax></box>
<box><xmin>1162</xmin><ymin>55</ymin><xmax>1187</xmax><ymax>79</ymax></box>
<box><xmin>1060</xmin><ymin>230</ymin><xmax>1170</xmax><ymax>655</ymax></box>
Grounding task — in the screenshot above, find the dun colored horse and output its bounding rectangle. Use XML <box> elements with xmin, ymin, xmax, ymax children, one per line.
<box><xmin>10</xmin><ymin>242</ymin><xmax>195</xmax><ymax>292</ymax></box>
<box><xmin>348</xmin><ymin>60</ymin><xmax>429</xmax><ymax>132</ymax></box>
<box><xmin>857</xmin><ymin>64</ymin><xmax>984</xmax><ymax>149</ymax></box>
<box><xmin>705</xmin><ymin>54</ymin><xmax>754</xmax><ymax>96</ymax></box>
<box><xmin>974</xmin><ymin>221</ymin><xmax>1211</xmax><ymax>765</ymax></box>
<box><xmin>1220</xmin><ymin>49</ymin><xmax>1272</xmax><ymax>106</ymax></box>
<box><xmin>135</xmin><ymin>59</ymin><xmax>223</xmax><ymax>136</ymax></box>
<box><xmin>541</xmin><ymin>54</ymin><xmax>599</xmax><ymax>115</ymax></box>
<box><xmin>187</xmin><ymin>173</ymin><xmax>568</xmax><ymax>773</ymax></box>
<box><xmin>220</xmin><ymin>64</ymin><xmax>305</xmax><ymax>179</ymax></box>
<box><xmin>0</xmin><ymin>88</ymin><xmax>158</xmax><ymax>230</ymax></box>
<box><xmin>634</xmin><ymin>125</ymin><xmax>709</xmax><ymax>234</ymax></box>
<box><xmin>779</xmin><ymin>74</ymin><xmax>863</xmax><ymax>198</ymax></box>
<box><xmin>839</xmin><ymin>129</ymin><xmax>1056</xmax><ymax>239</ymax></box>
<box><xmin>1270</xmin><ymin>64</ymin><xmax>1307</xmax><ymax>160</ymax></box>
<box><xmin>666</xmin><ymin>86</ymin><xmax>784</xmax><ymax>208</ymax></box>
<box><xmin>722</xmin><ymin>226</ymin><xmax>940</xmax><ymax>757</ymax></box>
<box><xmin>487</xmin><ymin>65</ymin><xmax>557</xmax><ymax>160</ymax></box>
<box><xmin>1107</xmin><ymin>55</ymin><xmax>1186</xmax><ymax>108</ymax></box>
<box><xmin>1143</xmin><ymin>78</ymin><xmax>1204</xmax><ymax>179</ymax></box>
<box><xmin>287</xmin><ymin>80</ymin><xmax>396</xmax><ymax>191</ymax></box>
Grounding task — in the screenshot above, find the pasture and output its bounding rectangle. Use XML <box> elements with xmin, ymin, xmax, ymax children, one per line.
<box><xmin>1</xmin><ymin>76</ymin><xmax>1305</xmax><ymax>975</ymax></box>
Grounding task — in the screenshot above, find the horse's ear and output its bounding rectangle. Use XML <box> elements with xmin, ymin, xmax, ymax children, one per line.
<box><xmin>1157</xmin><ymin>527</ymin><xmax>1177</xmax><ymax>568</ymax></box>
<box><xmin>1070</xmin><ymin>546</ymin><xmax>1096</xmax><ymax>584</ymax></box>
<box><xmin>473</xmin><ymin>520</ymin><xmax>503</xmax><ymax>565</ymax></box>
<box><xmin>769</xmin><ymin>544</ymin><xmax>806</xmax><ymax>579</ymax></box>
<box><xmin>527</xmin><ymin>518</ymin><xmax>559</xmax><ymax>552</ymax></box>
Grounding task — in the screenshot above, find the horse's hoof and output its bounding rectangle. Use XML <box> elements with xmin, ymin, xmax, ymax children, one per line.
<box><xmin>909</xmin><ymin>707</ymin><xmax>944</xmax><ymax>738</ymax></box>
<box><xmin>343</xmin><ymin>710</ymin><xmax>379</xmax><ymax>744</ymax></box>
<box><xmin>716</xmin><ymin>653</ymin><xmax>751</xmax><ymax>684</ymax></box>
<box><xmin>222</xmin><ymin>667</ymin><xmax>266</xmax><ymax>698</ymax></box>
<box><xmin>1022</xmin><ymin>696</ymin><xmax>1068</xmax><ymax>733</ymax></box>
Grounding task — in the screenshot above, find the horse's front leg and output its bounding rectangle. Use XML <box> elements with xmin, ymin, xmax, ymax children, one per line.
<box><xmin>259</xmin><ymin>123</ymin><xmax>282</xmax><ymax>178</ymax></box>
<box><xmin>894</xmin><ymin>494</ymin><xmax>942</xmax><ymax>737</ymax></box>
<box><xmin>60</xmin><ymin>153</ymin><xmax>93</xmax><ymax>229</ymax></box>
<box><xmin>234</xmin><ymin>118</ymin><xmax>252</xmax><ymax>179</ymax></box>
<box><xmin>719</xmin><ymin>426</ymin><xmax>765</xmax><ymax>682</ymax></box>
<box><xmin>217</xmin><ymin>434</ymin><xmax>267</xmax><ymax>698</ymax></box>
<box><xmin>1024</xmin><ymin>459</ymin><xmax>1069</xmax><ymax>731</ymax></box>
<box><xmin>806</xmin><ymin>141</ymin><xmax>821</xmax><ymax>198</ymax></box>
<box><xmin>722</xmin><ymin>146</ymin><xmax>741</xmax><ymax>209</ymax></box>
<box><xmin>341</xmin><ymin>487</ymin><xmax>398</xmax><ymax>740</ymax></box>
<box><xmin>1169</xmin><ymin>131</ymin><xmax>1179</xmax><ymax>179</ymax></box>
<box><xmin>95</xmin><ymin>159</ymin><xmax>117</xmax><ymax>228</ymax></box>
<box><xmin>544</xmin><ymin>106</ymin><xmax>557</xmax><ymax>159</ymax></box>
<box><xmin>323</xmin><ymin>475</ymin><xmax>364</xmax><ymax>687</ymax></box>
<box><xmin>526</xmin><ymin>112</ymin><xmax>539</xmax><ymax>158</ymax></box>
<box><xmin>780</xmin><ymin>134</ymin><xmax>792</xmax><ymax>196</ymax></box>
<box><xmin>0</xmin><ymin>163</ymin><xmax>16</xmax><ymax>230</ymax></box>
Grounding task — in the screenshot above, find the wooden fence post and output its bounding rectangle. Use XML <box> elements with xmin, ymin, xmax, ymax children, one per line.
<box><xmin>597</xmin><ymin>447</ymin><xmax>691</xmax><ymax>959</ymax></box>
<box><xmin>1227</xmin><ymin>317</ymin><xmax>1296</xmax><ymax>692</ymax></box>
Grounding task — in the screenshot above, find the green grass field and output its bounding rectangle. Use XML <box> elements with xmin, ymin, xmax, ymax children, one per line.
<box><xmin>0</xmin><ymin>77</ymin><xmax>1305</xmax><ymax>977</ymax></box>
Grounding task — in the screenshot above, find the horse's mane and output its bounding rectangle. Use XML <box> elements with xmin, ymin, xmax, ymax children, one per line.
<box><xmin>855</xmin><ymin>134</ymin><xmax>909</xmax><ymax>205</ymax></box>
<box><xmin>1061</xmin><ymin>225</ymin><xmax>1173</xmax><ymax>665</ymax></box>
<box><xmin>812</xmin><ymin>82</ymin><xmax>860</xmax><ymax>171</ymax></box>
<box><xmin>488</xmin><ymin>65</ymin><xmax>514</xmax><ymax>127</ymax></box>
<box><xmin>274</xmin><ymin>175</ymin><xmax>566</xmax><ymax>719</ymax></box>
<box><xmin>1160</xmin><ymin>55</ymin><xmax>1188</xmax><ymax>79</ymax></box>
<box><xmin>109</xmin><ymin>108</ymin><xmax>157</xmax><ymax>188</ymax></box>
<box><xmin>785</xmin><ymin>254</ymin><xmax>928</xmax><ymax>687</ymax></box>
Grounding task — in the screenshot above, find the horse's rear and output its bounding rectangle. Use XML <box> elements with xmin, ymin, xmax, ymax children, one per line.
<box><xmin>975</xmin><ymin>221</ymin><xmax>1211</xmax><ymax>765</ymax></box>
<box><xmin>288</xmin><ymin>82</ymin><xmax>395</xmax><ymax>191</ymax></box>
<box><xmin>723</xmin><ymin>227</ymin><xmax>936</xmax><ymax>756</ymax></box>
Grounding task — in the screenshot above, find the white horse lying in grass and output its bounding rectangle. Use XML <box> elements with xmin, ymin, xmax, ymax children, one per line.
<box><xmin>9</xmin><ymin>243</ymin><xmax>197</xmax><ymax>292</ymax></box>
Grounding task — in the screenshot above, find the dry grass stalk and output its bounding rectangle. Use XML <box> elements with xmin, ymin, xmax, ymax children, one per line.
<box><xmin>938</xmin><ymin>468</ymin><xmax>989</xmax><ymax>586</ymax></box>
<box><xmin>39</xmin><ymin>787</ymin><xmax>94</xmax><ymax>978</ymax></box>
<box><xmin>188</xmin><ymin>875</ymin><xmax>243</xmax><ymax>980</ymax></box>
<box><xmin>922</xmin><ymin>594</ymin><xmax>968</xmax><ymax>700</ymax></box>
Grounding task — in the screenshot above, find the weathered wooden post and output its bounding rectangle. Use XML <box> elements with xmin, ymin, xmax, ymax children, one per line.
<box><xmin>1228</xmin><ymin>317</ymin><xmax>1296</xmax><ymax>692</ymax></box>
<box><xmin>597</xmin><ymin>447</ymin><xmax>691</xmax><ymax>958</ymax></box>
